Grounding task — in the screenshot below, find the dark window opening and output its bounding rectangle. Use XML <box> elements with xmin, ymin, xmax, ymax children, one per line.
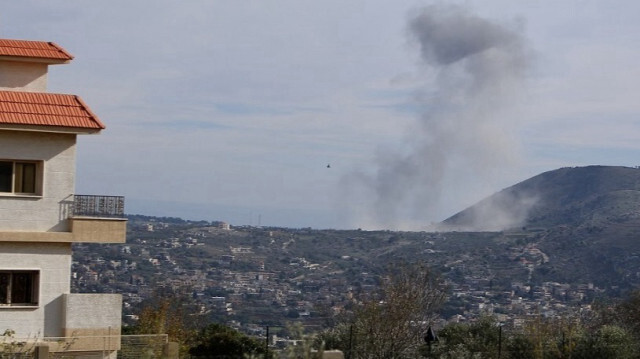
<box><xmin>0</xmin><ymin>162</ymin><xmax>11</xmax><ymax>192</ymax></box>
<box><xmin>0</xmin><ymin>271</ymin><xmax>39</xmax><ymax>306</ymax></box>
<box><xmin>0</xmin><ymin>160</ymin><xmax>40</xmax><ymax>195</ymax></box>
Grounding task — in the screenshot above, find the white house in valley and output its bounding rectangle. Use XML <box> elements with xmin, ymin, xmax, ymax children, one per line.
<box><xmin>0</xmin><ymin>38</ymin><xmax>126</xmax><ymax>358</ymax></box>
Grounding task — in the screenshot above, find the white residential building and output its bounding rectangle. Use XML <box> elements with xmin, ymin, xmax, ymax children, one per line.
<box><xmin>0</xmin><ymin>38</ymin><xmax>126</xmax><ymax>358</ymax></box>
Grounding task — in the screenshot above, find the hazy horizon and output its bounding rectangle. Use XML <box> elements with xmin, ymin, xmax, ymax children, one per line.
<box><xmin>5</xmin><ymin>1</ymin><xmax>640</xmax><ymax>229</ymax></box>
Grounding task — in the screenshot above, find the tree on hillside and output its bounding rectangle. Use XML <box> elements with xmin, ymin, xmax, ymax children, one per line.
<box><xmin>429</xmin><ymin>316</ymin><xmax>502</xmax><ymax>358</ymax></box>
<box><xmin>615</xmin><ymin>290</ymin><xmax>640</xmax><ymax>338</ymax></box>
<box><xmin>128</xmin><ymin>288</ymin><xmax>202</xmax><ymax>355</ymax></box>
<box><xmin>426</xmin><ymin>314</ymin><xmax>638</xmax><ymax>359</ymax></box>
<box><xmin>572</xmin><ymin>325</ymin><xmax>637</xmax><ymax>359</ymax></box>
<box><xmin>321</xmin><ymin>263</ymin><xmax>447</xmax><ymax>359</ymax></box>
<box><xmin>516</xmin><ymin>315</ymin><xmax>585</xmax><ymax>359</ymax></box>
<box><xmin>189</xmin><ymin>323</ymin><xmax>270</xmax><ymax>358</ymax></box>
<box><xmin>284</xmin><ymin>323</ymin><xmax>324</xmax><ymax>359</ymax></box>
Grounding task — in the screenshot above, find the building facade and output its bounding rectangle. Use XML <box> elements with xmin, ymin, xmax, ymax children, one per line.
<box><xmin>0</xmin><ymin>39</ymin><xmax>126</xmax><ymax>357</ymax></box>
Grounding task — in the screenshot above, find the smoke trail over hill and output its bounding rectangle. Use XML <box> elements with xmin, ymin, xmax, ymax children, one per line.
<box><xmin>346</xmin><ymin>5</ymin><xmax>532</xmax><ymax>230</ymax></box>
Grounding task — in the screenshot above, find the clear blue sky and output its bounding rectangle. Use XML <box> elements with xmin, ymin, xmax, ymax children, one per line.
<box><xmin>4</xmin><ymin>1</ymin><xmax>640</xmax><ymax>229</ymax></box>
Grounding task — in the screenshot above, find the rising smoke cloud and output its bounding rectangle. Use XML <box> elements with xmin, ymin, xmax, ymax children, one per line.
<box><xmin>345</xmin><ymin>5</ymin><xmax>534</xmax><ymax>230</ymax></box>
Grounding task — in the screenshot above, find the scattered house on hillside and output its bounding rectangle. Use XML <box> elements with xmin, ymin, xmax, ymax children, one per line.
<box><xmin>0</xmin><ymin>38</ymin><xmax>127</xmax><ymax>358</ymax></box>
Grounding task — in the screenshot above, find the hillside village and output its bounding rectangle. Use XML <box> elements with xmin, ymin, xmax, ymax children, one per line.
<box><xmin>3</xmin><ymin>2</ymin><xmax>640</xmax><ymax>356</ymax></box>
<box><xmin>72</xmin><ymin>215</ymin><xmax>609</xmax><ymax>337</ymax></box>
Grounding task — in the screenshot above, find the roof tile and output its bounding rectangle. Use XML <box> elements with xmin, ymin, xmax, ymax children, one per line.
<box><xmin>0</xmin><ymin>39</ymin><xmax>73</xmax><ymax>61</ymax></box>
<box><xmin>0</xmin><ymin>91</ymin><xmax>104</xmax><ymax>130</ymax></box>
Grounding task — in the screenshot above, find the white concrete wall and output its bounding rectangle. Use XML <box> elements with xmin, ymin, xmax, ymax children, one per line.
<box><xmin>63</xmin><ymin>293</ymin><xmax>122</xmax><ymax>333</ymax></box>
<box><xmin>0</xmin><ymin>61</ymin><xmax>48</xmax><ymax>92</ymax></box>
<box><xmin>0</xmin><ymin>242</ymin><xmax>71</xmax><ymax>337</ymax></box>
<box><xmin>0</xmin><ymin>130</ymin><xmax>76</xmax><ymax>232</ymax></box>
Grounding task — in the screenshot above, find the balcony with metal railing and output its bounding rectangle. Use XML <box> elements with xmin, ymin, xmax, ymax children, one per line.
<box><xmin>68</xmin><ymin>194</ymin><xmax>127</xmax><ymax>243</ymax></box>
<box><xmin>72</xmin><ymin>194</ymin><xmax>125</xmax><ymax>218</ymax></box>
<box><xmin>0</xmin><ymin>194</ymin><xmax>127</xmax><ymax>243</ymax></box>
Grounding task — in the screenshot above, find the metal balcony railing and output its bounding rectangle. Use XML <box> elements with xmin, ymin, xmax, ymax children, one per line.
<box><xmin>9</xmin><ymin>334</ymin><xmax>170</xmax><ymax>358</ymax></box>
<box><xmin>72</xmin><ymin>194</ymin><xmax>125</xmax><ymax>218</ymax></box>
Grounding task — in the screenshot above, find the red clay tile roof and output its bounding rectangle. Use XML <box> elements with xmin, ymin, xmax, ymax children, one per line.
<box><xmin>0</xmin><ymin>91</ymin><xmax>104</xmax><ymax>130</ymax></box>
<box><xmin>0</xmin><ymin>39</ymin><xmax>73</xmax><ymax>61</ymax></box>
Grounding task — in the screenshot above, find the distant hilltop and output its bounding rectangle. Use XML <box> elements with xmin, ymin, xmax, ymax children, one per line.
<box><xmin>440</xmin><ymin>166</ymin><xmax>640</xmax><ymax>231</ymax></box>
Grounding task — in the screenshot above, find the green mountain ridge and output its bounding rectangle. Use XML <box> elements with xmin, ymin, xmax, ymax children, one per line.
<box><xmin>443</xmin><ymin>165</ymin><xmax>640</xmax><ymax>230</ymax></box>
<box><xmin>441</xmin><ymin>165</ymin><xmax>640</xmax><ymax>289</ymax></box>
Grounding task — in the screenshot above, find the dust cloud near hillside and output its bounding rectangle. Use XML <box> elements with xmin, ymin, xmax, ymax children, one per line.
<box><xmin>344</xmin><ymin>4</ymin><xmax>532</xmax><ymax>230</ymax></box>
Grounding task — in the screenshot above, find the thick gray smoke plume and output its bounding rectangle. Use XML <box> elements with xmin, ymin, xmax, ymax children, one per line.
<box><xmin>346</xmin><ymin>5</ymin><xmax>533</xmax><ymax>230</ymax></box>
